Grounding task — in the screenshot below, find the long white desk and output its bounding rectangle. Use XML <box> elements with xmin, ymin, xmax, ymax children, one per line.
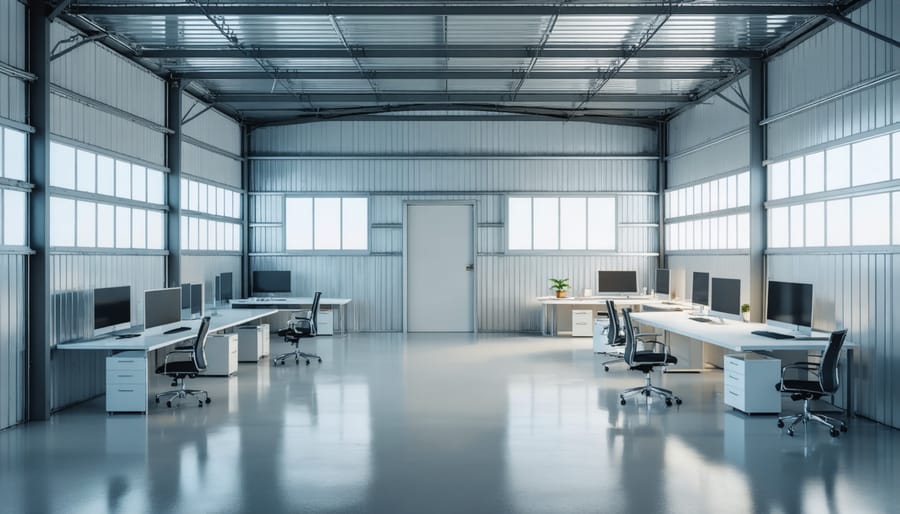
<box><xmin>537</xmin><ymin>295</ymin><xmax>681</xmax><ymax>336</ymax></box>
<box><xmin>230</xmin><ymin>297</ymin><xmax>351</xmax><ymax>334</ymax></box>
<box><xmin>630</xmin><ymin>310</ymin><xmax>857</xmax><ymax>416</ymax></box>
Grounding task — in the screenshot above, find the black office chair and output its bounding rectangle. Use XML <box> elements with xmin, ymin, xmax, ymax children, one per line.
<box><xmin>775</xmin><ymin>329</ymin><xmax>848</xmax><ymax>437</ymax></box>
<box><xmin>619</xmin><ymin>308</ymin><xmax>681</xmax><ymax>407</ymax></box>
<box><xmin>274</xmin><ymin>291</ymin><xmax>323</xmax><ymax>366</ymax></box>
<box><xmin>155</xmin><ymin>316</ymin><xmax>212</xmax><ymax>408</ymax></box>
<box><xmin>601</xmin><ymin>300</ymin><xmax>626</xmax><ymax>371</ymax></box>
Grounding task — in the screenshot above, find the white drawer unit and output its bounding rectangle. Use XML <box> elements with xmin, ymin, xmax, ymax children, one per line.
<box><xmin>317</xmin><ymin>308</ymin><xmax>334</xmax><ymax>336</ymax></box>
<box><xmin>203</xmin><ymin>334</ymin><xmax>238</xmax><ymax>376</ymax></box>
<box><xmin>106</xmin><ymin>351</ymin><xmax>148</xmax><ymax>413</ymax></box>
<box><xmin>572</xmin><ymin>309</ymin><xmax>594</xmax><ymax>337</ymax></box>
<box><xmin>723</xmin><ymin>352</ymin><xmax>782</xmax><ymax>414</ymax></box>
<box><xmin>237</xmin><ymin>324</ymin><xmax>270</xmax><ymax>362</ymax></box>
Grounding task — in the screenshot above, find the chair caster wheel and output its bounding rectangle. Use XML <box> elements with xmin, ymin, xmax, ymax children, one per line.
<box><xmin>155</xmin><ymin>398</ymin><xmax>160</xmax><ymax>403</ymax></box>
<box><xmin>305</xmin><ymin>360</ymin><xmax>310</xmax><ymax>365</ymax></box>
<box><xmin>604</xmin><ymin>366</ymin><xmax>609</xmax><ymax>372</ymax></box>
<box><xmin>295</xmin><ymin>358</ymin><xmax>300</xmax><ymax>365</ymax></box>
<box><xmin>675</xmin><ymin>398</ymin><xmax>682</xmax><ymax>405</ymax></box>
<box><xmin>318</xmin><ymin>358</ymin><xmax>322</xmax><ymax>363</ymax></box>
<box><xmin>166</xmin><ymin>401</ymin><xmax>172</xmax><ymax>408</ymax></box>
<box><xmin>643</xmin><ymin>390</ymin><xmax>651</xmax><ymax>396</ymax></box>
<box><xmin>840</xmin><ymin>424</ymin><xmax>848</xmax><ymax>432</ymax></box>
<box><xmin>198</xmin><ymin>402</ymin><xmax>203</xmax><ymax>408</ymax></box>
<box><xmin>830</xmin><ymin>429</ymin><xmax>840</xmax><ymax>438</ymax></box>
<box><xmin>787</xmin><ymin>429</ymin><xmax>794</xmax><ymax>437</ymax></box>
<box><xmin>205</xmin><ymin>398</ymin><xmax>211</xmax><ymax>404</ymax></box>
<box><xmin>272</xmin><ymin>360</ymin><xmax>277</xmax><ymax>367</ymax></box>
<box><xmin>620</xmin><ymin>398</ymin><xmax>627</xmax><ymax>406</ymax></box>
<box><xmin>777</xmin><ymin>420</ymin><xmax>785</xmax><ymax>428</ymax></box>
<box><xmin>665</xmin><ymin>399</ymin><xmax>673</xmax><ymax>407</ymax></box>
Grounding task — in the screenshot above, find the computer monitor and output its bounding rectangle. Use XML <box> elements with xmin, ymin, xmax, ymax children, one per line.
<box><xmin>710</xmin><ymin>278</ymin><xmax>741</xmax><ymax>320</ymax></box>
<box><xmin>214</xmin><ymin>275</ymin><xmax>222</xmax><ymax>303</ymax></box>
<box><xmin>252</xmin><ymin>270</ymin><xmax>292</xmax><ymax>295</ymax></box>
<box><xmin>655</xmin><ymin>268</ymin><xmax>670</xmax><ymax>299</ymax></box>
<box><xmin>691</xmin><ymin>272</ymin><xmax>710</xmax><ymax>307</ymax></box>
<box><xmin>766</xmin><ymin>280</ymin><xmax>813</xmax><ymax>335</ymax></box>
<box><xmin>190</xmin><ymin>283</ymin><xmax>203</xmax><ymax>318</ymax></box>
<box><xmin>219</xmin><ymin>272</ymin><xmax>233</xmax><ymax>301</ymax></box>
<box><xmin>144</xmin><ymin>288</ymin><xmax>182</xmax><ymax>330</ymax></box>
<box><xmin>94</xmin><ymin>286</ymin><xmax>131</xmax><ymax>336</ymax></box>
<box><xmin>596</xmin><ymin>270</ymin><xmax>638</xmax><ymax>294</ymax></box>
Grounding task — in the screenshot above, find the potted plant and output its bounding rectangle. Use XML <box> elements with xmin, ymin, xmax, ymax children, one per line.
<box><xmin>740</xmin><ymin>304</ymin><xmax>751</xmax><ymax>322</ymax></box>
<box><xmin>549</xmin><ymin>278</ymin><xmax>570</xmax><ymax>299</ymax></box>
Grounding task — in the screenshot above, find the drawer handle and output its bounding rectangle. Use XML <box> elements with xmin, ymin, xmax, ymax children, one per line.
<box><xmin>118</xmin><ymin>389</ymin><xmax>134</xmax><ymax>392</ymax></box>
<box><xmin>728</xmin><ymin>390</ymin><xmax>739</xmax><ymax>396</ymax></box>
<box><xmin>118</xmin><ymin>360</ymin><xmax>134</xmax><ymax>363</ymax></box>
<box><xmin>117</xmin><ymin>374</ymin><xmax>134</xmax><ymax>378</ymax></box>
<box><xmin>728</xmin><ymin>374</ymin><xmax>740</xmax><ymax>381</ymax></box>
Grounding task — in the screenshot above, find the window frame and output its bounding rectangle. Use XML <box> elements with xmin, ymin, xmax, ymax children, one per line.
<box><xmin>505</xmin><ymin>194</ymin><xmax>618</xmax><ymax>254</ymax></box>
<box><xmin>283</xmin><ymin>194</ymin><xmax>371</xmax><ymax>255</ymax></box>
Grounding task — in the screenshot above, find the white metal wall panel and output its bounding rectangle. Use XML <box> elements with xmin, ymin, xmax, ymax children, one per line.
<box><xmin>182</xmin><ymin>142</ymin><xmax>242</xmax><ymax>187</ymax></box>
<box><xmin>182</xmin><ymin>93</ymin><xmax>241</xmax><ymax>151</ymax></box>
<box><xmin>49</xmin><ymin>254</ymin><xmax>165</xmax><ymax>411</ymax></box>
<box><xmin>182</xmin><ymin>255</ymin><xmax>243</xmax><ymax>300</ymax></box>
<box><xmin>0</xmin><ymin>254</ymin><xmax>27</xmax><ymax>430</ymax></box>
<box><xmin>767</xmin><ymin>0</ymin><xmax>900</xmax><ymax>159</ymax></box>
<box><xmin>250</xmin><ymin>119</ymin><xmax>658</xmax><ymax>332</ymax></box>
<box><xmin>667</xmin><ymin>255</ymin><xmax>751</xmax><ymax>305</ymax></box>
<box><xmin>0</xmin><ymin>0</ymin><xmax>26</xmax><ymax>124</ymax></box>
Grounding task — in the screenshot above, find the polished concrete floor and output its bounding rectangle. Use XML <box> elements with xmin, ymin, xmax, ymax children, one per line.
<box><xmin>1</xmin><ymin>333</ymin><xmax>898</xmax><ymax>514</ymax></box>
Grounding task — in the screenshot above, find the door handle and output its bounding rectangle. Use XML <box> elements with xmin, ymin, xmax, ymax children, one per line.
<box><xmin>465</xmin><ymin>264</ymin><xmax>474</xmax><ymax>271</ymax></box>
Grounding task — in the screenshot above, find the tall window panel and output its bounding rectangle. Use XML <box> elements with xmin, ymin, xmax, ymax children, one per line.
<box><xmin>284</xmin><ymin>196</ymin><xmax>369</xmax><ymax>252</ymax></box>
<box><xmin>664</xmin><ymin>171</ymin><xmax>750</xmax><ymax>252</ymax></box>
<box><xmin>507</xmin><ymin>196</ymin><xmax>616</xmax><ymax>252</ymax></box>
<box><xmin>0</xmin><ymin>128</ymin><xmax>28</xmax><ymax>248</ymax></box>
<box><xmin>180</xmin><ymin>177</ymin><xmax>243</xmax><ymax>253</ymax></box>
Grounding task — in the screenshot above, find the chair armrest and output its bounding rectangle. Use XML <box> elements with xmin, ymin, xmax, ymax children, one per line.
<box><xmin>638</xmin><ymin>339</ymin><xmax>670</xmax><ymax>358</ymax></box>
<box><xmin>635</xmin><ymin>332</ymin><xmax>662</xmax><ymax>339</ymax></box>
<box><xmin>782</xmin><ymin>362</ymin><xmax>821</xmax><ymax>374</ymax></box>
<box><xmin>162</xmin><ymin>349</ymin><xmax>192</xmax><ymax>374</ymax></box>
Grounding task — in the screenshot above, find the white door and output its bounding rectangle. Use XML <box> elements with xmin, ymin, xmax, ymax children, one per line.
<box><xmin>406</xmin><ymin>204</ymin><xmax>475</xmax><ymax>332</ymax></box>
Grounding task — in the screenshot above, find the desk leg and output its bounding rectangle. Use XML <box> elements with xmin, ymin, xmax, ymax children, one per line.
<box><xmin>846</xmin><ymin>348</ymin><xmax>854</xmax><ymax>419</ymax></box>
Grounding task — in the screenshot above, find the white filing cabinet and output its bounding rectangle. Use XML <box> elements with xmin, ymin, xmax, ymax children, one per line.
<box><xmin>203</xmin><ymin>333</ymin><xmax>238</xmax><ymax>376</ymax></box>
<box><xmin>106</xmin><ymin>351</ymin><xmax>148</xmax><ymax>413</ymax></box>
<box><xmin>238</xmin><ymin>324</ymin><xmax>270</xmax><ymax>362</ymax></box>
<box><xmin>317</xmin><ymin>308</ymin><xmax>334</xmax><ymax>335</ymax></box>
<box><xmin>724</xmin><ymin>352</ymin><xmax>782</xmax><ymax>414</ymax></box>
<box><xmin>572</xmin><ymin>309</ymin><xmax>593</xmax><ymax>337</ymax></box>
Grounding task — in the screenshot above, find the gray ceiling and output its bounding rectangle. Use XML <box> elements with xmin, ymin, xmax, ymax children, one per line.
<box><xmin>58</xmin><ymin>1</ymin><xmax>855</xmax><ymax>126</ymax></box>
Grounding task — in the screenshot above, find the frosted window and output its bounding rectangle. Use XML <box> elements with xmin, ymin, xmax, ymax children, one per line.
<box><xmin>147</xmin><ymin>210</ymin><xmax>164</xmax><ymax>249</ymax></box>
<box><xmin>97</xmin><ymin>156</ymin><xmax>115</xmax><ymax>196</ymax></box>
<box><xmin>770</xmin><ymin>161</ymin><xmax>789</xmax><ymax>200</ymax></box>
<box><xmin>216</xmin><ymin>221</ymin><xmax>225</xmax><ymax>251</ymax></box>
<box><xmin>131</xmin><ymin>165</ymin><xmax>146</xmax><ymax>202</ymax></box>
<box><xmin>115</xmin><ymin>207</ymin><xmax>131</xmax><ymax>248</ymax></box>
<box><xmin>198</xmin><ymin>183</ymin><xmax>208</xmax><ymax>213</ymax></box>
<box><xmin>852</xmin><ymin>194</ymin><xmax>890</xmax><ymax>245</ymax></box>
<box><xmin>826</xmin><ymin>146</ymin><xmax>851</xmax><ymax>190</ymax></box>
<box><xmin>727</xmin><ymin>175</ymin><xmax>738</xmax><ymax>208</ymax></box>
<box><xmin>50</xmin><ymin>197</ymin><xmax>75</xmax><ymax>247</ymax></box>
<box><xmin>285</xmin><ymin>197</ymin><xmax>313</xmax><ymax>250</ymax></box>
<box><xmin>76</xmin><ymin>201</ymin><xmax>96</xmax><ymax>247</ymax></box>
<box><xmin>233</xmin><ymin>192</ymin><xmax>242</xmax><ymax>218</ymax></box>
<box><xmin>717</xmin><ymin>178</ymin><xmax>728</xmax><ymax>208</ymax></box>
<box><xmin>216</xmin><ymin>188</ymin><xmax>226</xmax><ymax>217</ymax></box>
<box><xmin>233</xmin><ymin>224</ymin><xmax>241</xmax><ymax>251</ymax></box>
<box><xmin>147</xmin><ymin>169</ymin><xmax>165</xmax><ymax>205</ymax></box>
<box><xmin>737</xmin><ymin>172</ymin><xmax>750</xmax><ymax>207</ymax></box>
<box><xmin>132</xmin><ymin>209</ymin><xmax>146</xmax><ymax>249</ymax></box>
<box><xmin>225</xmin><ymin>222</ymin><xmax>234</xmax><ymax>250</ymax></box>
<box><xmin>789</xmin><ymin>158</ymin><xmax>804</xmax><ymax>197</ymax></box>
<box><xmin>668</xmin><ymin>190</ymin><xmax>678</xmax><ymax>218</ymax></box>
<box><xmin>826</xmin><ymin>199</ymin><xmax>850</xmax><ymax>246</ymax></box>
<box><xmin>188</xmin><ymin>217</ymin><xmax>199</xmax><ymax>250</ymax></box>
<box><xmin>738</xmin><ymin>214</ymin><xmax>750</xmax><ymax>249</ymax></box>
<box><xmin>189</xmin><ymin>180</ymin><xmax>199</xmax><ymax>211</ymax></box>
<box><xmin>700</xmin><ymin>218</ymin><xmax>710</xmax><ymax>250</ymax></box>
<box><xmin>224</xmin><ymin>190</ymin><xmax>234</xmax><ymax>218</ymax></box>
<box><xmin>180</xmin><ymin>178</ymin><xmax>188</xmax><ymax>209</ymax></box>
<box><xmin>709</xmin><ymin>180</ymin><xmax>719</xmax><ymax>212</ymax></box>
<box><xmin>677</xmin><ymin>188</ymin><xmax>687</xmax><ymax>217</ymax></box>
<box><xmin>115</xmin><ymin>160</ymin><xmax>131</xmax><ymax>199</ymax></box>
<box><xmin>208</xmin><ymin>221</ymin><xmax>217</xmax><ymax>250</ymax></box>
<box><xmin>770</xmin><ymin>207</ymin><xmax>789</xmax><ymax>247</ymax></box>
<box><xmin>805</xmin><ymin>152</ymin><xmax>825</xmax><ymax>194</ymax></box>
<box><xmin>180</xmin><ymin>216</ymin><xmax>188</xmax><ymax>250</ymax></box>
<box><xmin>198</xmin><ymin>219</ymin><xmax>209</xmax><ymax>250</ymax></box>
<box><xmin>717</xmin><ymin>217</ymin><xmax>728</xmax><ymax>250</ymax></box>
<box><xmin>314</xmin><ymin>198</ymin><xmax>342</xmax><ymax>250</ymax></box>
<box><xmin>3</xmin><ymin>128</ymin><xmax>27</xmax><ymax>181</ymax></box>
<box><xmin>507</xmin><ymin>198</ymin><xmax>532</xmax><ymax>250</ymax></box>
<box><xmin>805</xmin><ymin>202</ymin><xmax>825</xmax><ymax>247</ymax></box>
<box><xmin>532</xmin><ymin>197</ymin><xmax>559</xmax><ymax>250</ymax></box>
<box><xmin>693</xmin><ymin>185</ymin><xmax>702</xmax><ymax>214</ymax></box>
<box><xmin>894</xmin><ymin>133</ymin><xmax>900</xmax><ymax>180</ymax></box>
<box><xmin>50</xmin><ymin>143</ymin><xmax>75</xmax><ymax>189</ymax></box>
<box><xmin>894</xmin><ymin>193</ymin><xmax>900</xmax><ymax>244</ymax></box>
<box><xmin>97</xmin><ymin>204</ymin><xmax>114</xmax><ymax>248</ymax></box>
<box><xmin>709</xmin><ymin>216</ymin><xmax>719</xmax><ymax>249</ymax></box>
<box><xmin>678</xmin><ymin>221</ymin><xmax>687</xmax><ymax>250</ymax></box>
<box><xmin>684</xmin><ymin>187</ymin><xmax>694</xmax><ymax>216</ymax></box>
<box><xmin>3</xmin><ymin>190</ymin><xmax>26</xmax><ymax>246</ymax></box>
<box><xmin>852</xmin><ymin>135</ymin><xmax>890</xmax><ymax>186</ymax></box>
<box><xmin>789</xmin><ymin>205</ymin><xmax>804</xmax><ymax>248</ymax></box>
<box><xmin>560</xmin><ymin>197</ymin><xmax>586</xmax><ymax>250</ymax></box>
<box><xmin>664</xmin><ymin>192</ymin><xmax>671</xmax><ymax>219</ymax></box>
<box><xmin>701</xmin><ymin>183</ymin><xmax>710</xmax><ymax>213</ymax></box>
<box><xmin>342</xmin><ymin>197</ymin><xmax>368</xmax><ymax>250</ymax></box>
<box><xmin>76</xmin><ymin>150</ymin><xmax>95</xmax><ymax>193</ymax></box>
<box><xmin>693</xmin><ymin>219</ymin><xmax>702</xmax><ymax>249</ymax></box>
<box><xmin>587</xmin><ymin>198</ymin><xmax>616</xmax><ymax>250</ymax></box>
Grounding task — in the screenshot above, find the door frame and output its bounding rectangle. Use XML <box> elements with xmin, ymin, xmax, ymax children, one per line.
<box><xmin>402</xmin><ymin>200</ymin><xmax>478</xmax><ymax>333</ymax></box>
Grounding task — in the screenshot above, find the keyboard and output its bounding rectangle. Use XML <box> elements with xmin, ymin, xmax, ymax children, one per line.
<box><xmin>689</xmin><ymin>317</ymin><xmax>712</xmax><ymax>323</ymax></box>
<box><xmin>163</xmin><ymin>326</ymin><xmax>192</xmax><ymax>335</ymax></box>
<box><xmin>115</xmin><ymin>333</ymin><xmax>141</xmax><ymax>339</ymax></box>
<box><xmin>752</xmin><ymin>330</ymin><xmax>795</xmax><ymax>340</ymax></box>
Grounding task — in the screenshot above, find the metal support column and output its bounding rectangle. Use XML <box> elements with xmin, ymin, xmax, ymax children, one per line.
<box><xmin>166</xmin><ymin>80</ymin><xmax>183</xmax><ymax>287</ymax></box>
<box><xmin>241</xmin><ymin>124</ymin><xmax>250</xmax><ymax>298</ymax></box>
<box><xmin>748</xmin><ymin>58</ymin><xmax>766</xmax><ymax>322</ymax></box>
<box><xmin>657</xmin><ymin>122</ymin><xmax>667</xmax><ymax>268</ymax></box>
<box><xmin>27</xmin><ymin>0</ymin><xmax>51</xmax><ymax>421</ymax></box>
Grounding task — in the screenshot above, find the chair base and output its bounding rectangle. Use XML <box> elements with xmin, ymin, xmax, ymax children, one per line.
<box><xmin>602</xmin><ymin>356</ymin><xmax>623</xmax><ymax>371</ymax></box>
<box><xmin>155</xmin><ymin>380</ymin><xmax>210</xmax><ymax>408</ymax></box>
<box><xmin>778</xmin><ymin>399</ymin><xmax>848</xmax><ymax>437</ymax></box>
<box><xmin>619</xmin><ymin>373</ymin><xmax>682</xmax><ymax>407</ymax></box>
<box><xmin>272</xmin><ymin>348</ymin><xmax>322</xmax><ymax>366</ymax></box>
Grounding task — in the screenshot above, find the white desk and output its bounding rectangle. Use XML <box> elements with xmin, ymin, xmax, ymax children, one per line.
<box><xmin>537</xmin><ymin>296</ymin><xmax>683</xmax><ymax>336</ymax></box>
<box><xmin>630</xmin><ymin>310</ymin><xmax>857</xmax><ymax>416</ymax></box>
<box><xmin>230</xmin><ymin>297</ymin><xmax>351</xmax><ymax>334</ymax></box>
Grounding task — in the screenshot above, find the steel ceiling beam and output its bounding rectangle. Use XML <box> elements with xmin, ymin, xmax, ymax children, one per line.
<box><xmin>70</xmin><ymin>3</ymin><xmax>832</xmax><ymax>16</ymax></box>
<box><xmin>174</xmin><ymin>70</ymin><xmax>728</xmax><ymax>80</ymax></box>
<box><xmin>140</xmin><ymin>46</ymin><xmax>760</xmax><ymax>59</ymax></box>
<box><xmin>214</xmin><ymin>93</ymin><xmax>690</xmax><ymax>103</ymax></box>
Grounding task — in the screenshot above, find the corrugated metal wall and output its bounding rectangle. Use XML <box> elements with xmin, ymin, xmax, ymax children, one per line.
<box><xmin>0</xmin><ymin>0</ymin><xmax>28</xmax><ymax>430</ymax></box>
<box><xmin>181</xmin><ymin>255</ymin><xmax>243</xmax><ymax>302</ymax></box>
<box><xmin>765</xmin><ymin>0</ymin><xmax>900</xmax><ymax>428</ymax></box>
<box><xmin>250</xmin><ymin>120</ymin><xmax>659</xmax><ymax>332</ymax></box>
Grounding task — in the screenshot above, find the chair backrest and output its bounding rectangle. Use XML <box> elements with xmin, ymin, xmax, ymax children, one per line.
<box><xmin>606</xmin><ymin>300</ymin><xmax>619</xmax><ymax>346</ymax></box>
<box><xmin>621</xmin><ymin>308</ymin><xmax>638</xmax><ymax>365</ymax></box>
<box><xmin>310</xmin><ymin>291</ymin><xmax>322</xmax><ymax>326</ymax></box>
<box><xmin>192</xmin><ymin>316</ymin><xmax>212</xmax><ymax>371</ymax></box>
<box><xmin>819</xmin><ymin>329</ymin><xmax>847</xmax><ymax>393</ymax></box>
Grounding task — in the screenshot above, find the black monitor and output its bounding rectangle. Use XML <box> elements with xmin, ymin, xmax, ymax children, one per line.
<box><xmin>710</xmin><ymin>278</ymin><xmax>741</xmax><ymax>320</ymax></box>
<box><xmin>180</xmin><ymin>283</ymin><xmax>191</xmax><ymax>314</ymax></box>
<box><xmin>219</xmin><ymin>272</ymin><xmax>233</xmax><ymax>301</ymax></box>
<box><xmin>655</xmin><ymin>268</ymin><xmax>670</xmax><ymax>298</ymax></box>
<box><xmin>190</xmin><ymin>283</ymin><xmax>203</xmax><ymax>318</ymax></box>
<box><xmin>94</xmin><ymin>286</ymin><xmax>131</xmax><ymax>336</ymax></box>
<box><xmin>596</xmin><ymin>270</ymin><xmax>637</xmax><ymax>294</ymax></box>
<box><xmin>766</xmin><ymin>280</ymin><xmax>813</xmax><ymax>335</ymax></box>
<box><xmin>214</xmin><ymin>275</ymin><xmax>222</xmax><ymax>303</ymax></box>
<box><xmin>144</xmin><ymin>288</ymin><xmax>182</xmax><ymax>330</ymax></box>
<box><xmin>253</xmin><ymin>270</ymin><xmax>292</xmax><ymax>295</ymax></box>
<box><xmin>691</xmin><ymin>272</ymin><xmax>710</xmax><ymax>307</ymax></box>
